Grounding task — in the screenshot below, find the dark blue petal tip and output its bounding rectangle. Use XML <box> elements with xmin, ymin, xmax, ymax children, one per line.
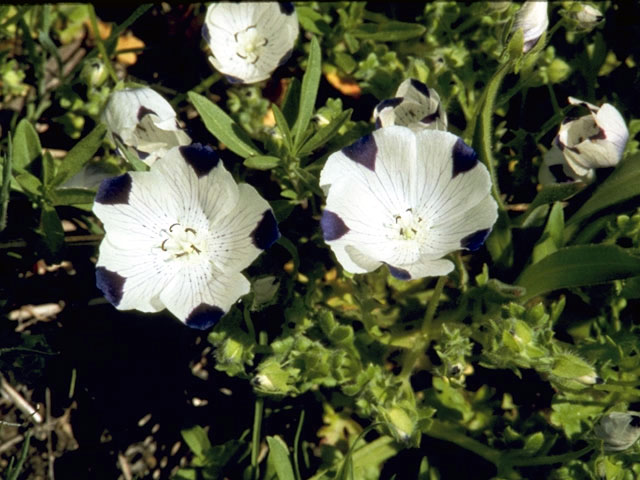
<box><xmin>461</xmin><ymin>228</ymin><xmax>491</xmax><ymax>251</ymax></box>
<box><xmin>96</xmin><ymin>266</ymin><xmax>126</xmax><ymax>306</ymax></box>
<box><xmin>321</xmin><ymin>210</ymin><xmax>350</xmax><ymax>241</ymax></box>
<box><xmin>451</xmin><ymin>137</ymin><xmax>478</xmax><ymax>178</ymax></box>
<box><xmin>179</xmin><ymin>143</ymin><xmax>220</xmax><ymax>177</ymax></box>
<box><xmin>279</xmin><ymin>2</ymin><xmax>295</xmax><ymax>15</ymax></box>
<box><xmin>387</xmin><ymin>264</ymin><xmax>411</xmax><ymax>280</ymax></box>
<box><xmin>137</xmin><ymin>106</ymin><xmax>156</xmax><ymax>121</ymax></box>
<box><xmin>277</xmin><ymin>49</ymin><xmax>293</xmax><ymax>67</ymax></box>
<box><xmin>252</xmin><ymin>210</ymin><xmax>280</xmax><ymax>250</ymax></box>
<box><xmin>341</xmin><ymin>133</ymin><xmax>378</xmax><ymax>171</ymax></box>
<box><xmin>95</xmin><ymin>173</ymin><xmax>132</xmax><ymax>205</ymax></box>
<box><xmin>375</xmin><ymin>97</ymin><xmax>403</xmax><ymax>113</ymax></box>
<box><xmin>185</xmin><ymin>303</ymin><xmax>225</xmax><ymax>330</ymax></box>
<box><xmin>409</xmin><ymin>79</ymin><xmax>430</xmax><ymax>98</ymax></box>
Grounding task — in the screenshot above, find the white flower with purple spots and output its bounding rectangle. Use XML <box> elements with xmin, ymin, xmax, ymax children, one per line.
<box><xmin>93</xmin><ymin>144</ymin><xmax>280</xmax><ymax>329</ymax></box>
<box><xmin>373</xmin><ymin>79</ymin><xmax>448</xmax><ymax>132</ymax></box>
<box><xmin>594</xmin><ymin>412</ymin><xmax>640</xmax><ymax>452</ymax></box>
<box><xmin>320</xmin><ymin>126</ymin><xmax>498</xmax><ymax>280</ymax></box>
<box><xmin>202</xmin><ymin>2</ymin><xmax>299</xmax><ymax>84</ymax></box>
<box><xmin>102</xmin><ymin>87</ymin><xmax>191</xmax><ymax>166</ymax></box>
<box><xmin>512</xmin><ymin>1</ymin><xmax>549</xmax><ymax>53</ymax></box>
<box><xmin>540</xmin><ymin>97</ymin><xmax>629</xmax><ymax>184</ymax></box>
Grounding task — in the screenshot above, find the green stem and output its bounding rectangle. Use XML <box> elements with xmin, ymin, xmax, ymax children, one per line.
<box><xmin>88</xmin><ymin>5</ymin><xmax>118</xmax><ymax>84</ymax></box>
<box><xmin>506</xmin><ymin>445</ymin><xmax>594</xmax><ymax>467</ymax></box>
<box><xmin>293</xmin><ymin>409</ymin><xmax>305</xmax><ymax>480</ymax></box>
<box><xmin>251</xmin><ymin>330</ymin><xmax>268</xmax><ymax>480</ymax></box>
<box><xmin>424</xmin><ymin>419</ymin><xmax>501</xmax><ymax>466</ymax></box>
<box><xmin>422</xmin><ymin>275</ymin><xmax>448</xmax><ymax>335</ymax></box>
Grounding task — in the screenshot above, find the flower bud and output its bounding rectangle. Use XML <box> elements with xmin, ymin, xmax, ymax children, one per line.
<box><xmin>594</xmin><ymin>412</ymin><xmax>640</xmax><ymax>452</ymax></box>
<box><xmin>511</xmin><ymin>1</ymin><xmax>549</xmax><ymax>53</ymax></box>
<box><xmin>570</xmin><ymin>4</ymin><xmax>604</xmax><ymax>32</ymax></box>
<box><xmin>81</xmin><ymin>59</ymin><xmax>108</xmax><ymax>88</ymax></box>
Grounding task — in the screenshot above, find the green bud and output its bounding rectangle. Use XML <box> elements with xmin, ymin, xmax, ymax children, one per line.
<box><xmin>81</xmin><ymin>58</ymin><xmax>108</xmax><ymax>88</ymax></box>
<box><xmin>547</xmin><ymin>58</ymin><xmax>571</xmax><ymax>84</ymax></box>
<box><xmin>253</xmin><ymin>358</ymin><xmax>297</xmax><ymax>395</ymax></box>
<box><xmin>386</xmin><ymin>406</ymin><xmax>415</xmax><ymax>443</ymax></box>
<box><xmin>551</xmin><ymin>351</ymin><xmax>602</xmax><ymax>388</ymax></box>
<box><xmin>569</xmin><ymin>4</ymin><xmax>604</xmax><ymax>32</ymax></box>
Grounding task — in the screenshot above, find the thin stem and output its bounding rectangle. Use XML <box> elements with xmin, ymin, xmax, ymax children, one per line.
<box><xmin>507</xmin><ymin>445</ymin><xmax>594</xmax><ymax>467</ymax></box>
<box><xmin>251</xmin><ymin>396</ymin><xmax>264</xmax><ymax>480</ymax></box>
<box><xmin>88</xmin><ymin>6</ymin><xmax>118</xmax><ymax>84</ymax></box>
<box><xmin>424</xmin><ymin>419</ymin><xmax>501</xmax><ymax>466</ymax></box>
<box><xmin>421</xmin><ymin>275</ymin><xmax>447</xmax><ymax>335</ymax></box>
<box><xmin>293</xmin><ymin>409</ymin><xmax>306</xmax><ymax>480</ymax></box>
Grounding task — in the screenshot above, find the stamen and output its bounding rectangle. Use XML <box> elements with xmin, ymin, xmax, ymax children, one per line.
<box><xmin>161</xmin><ymin>239</ymin><xmax>168</xmax><ymax>251</ymax></box>
<box><xmin>169</xmin><ymin>223</ymin><xmax>180</xmax><ymax>232</ymax></box>
<box><xmin>185</xmin><ymin>227</ymin><xmax>196</xmax><ymax>234</ymax></box>
<box><xmin>191</xmin><ymin>245</ymin><xmax>201</xmax><ymax>254</ymax></box>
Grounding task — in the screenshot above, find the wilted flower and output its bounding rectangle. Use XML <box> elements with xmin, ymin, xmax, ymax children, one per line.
<box><xmin>93</xmin><ymin>143</ymin><xmax>280</xmax><ymax>329</ymax></box>
<box><xmin>320</xmin><ymin>126</ymin><xmax>498</xmax><ymax>280</ymax></box>
<box><xmin>202</xmin><ymin>2</ymin><xmax>299</xmax><ymax>84</ymax></box>
<box><xmin>540</xmin><ymin>97</ymin><xmax>629</xmax><ymax>184</ymax></box>
<box><xmin>102</xmin><ymin>87</ymin><xmax>191</xmax><ymax>166</ymax></box>
<box><xmin>512</xmin><ymin>1</ymin><xmax>549</xmax><ymax>53</ymax></box>
<box><xmin>594</xmin><ymin>411</ymin><xmax>640</xmax><ymax>452</ymax></box>
<box><xmin>373</xmin><ymin>78</ymin><xmax>448</xmax><ymax>131</ymax></box>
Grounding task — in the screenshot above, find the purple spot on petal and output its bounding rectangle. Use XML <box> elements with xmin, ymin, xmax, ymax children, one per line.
<box><xmin>252</xmin><ymin>210</ymin><xmax>280</xmax><ymax>250</ymax></box>
<box><xmin>590</xmin><ymin>128</ymin><xmax>606</xmax><ymax>141</ymax></box>
<box><xmin>451</xmin><ymin>137</ymin><xmax>478</xmax><ymax>178</ymax></box>
<box><xmin>279</xmin><ymin>2</ymin><xmax>295</xmax><ymax>15</ymax></box>
<box><xmin>134</xmin><ymin>148</ymin><xmax>150</xmax><ymax>161</ymax></box>
<box><xmin>179</xmin><ymin>143</ymin><xmax>220</xmax><ymax>177</ymax></box>
<box><xmin>461</xmin><ymin>228</ymin><xmax>491</xmax><ymax>251</ymax></box>
<box><xmin>375</xmin><ymin>97</ymin><xmax>403</xmax><ymax>113</ymax></box>
<box><xmin>562</xmin><ymin>116</ymin><xmax>578</xmax><ymax>125</ymax></box>
<box><xmin>409</xmin><ymin>79</ymin><xmax>430</xmax><ymax>98</ymax></box>
<box><xmin>202</xmin><ymin>23</ymin><xmax>211</xmax><ymax>44</ymax></box>
<box><xmin>321</xmin><ymin>210</ymin><xmax>350</xmax><ymax>241</ymax></box>
<box><xmin>185</xmin><ymin>303</ymin><xmax>225</xmax><ymax>330</ymax></box>
<box><xmin>342</xmin><ymin>133</ymin><xmax>377</xmax><ymax>171</ymax></box>
<box><xmin>96</xmin><ymin>266</ymin><xmax>126</xmax><ymax>306</ymax></box>
<box><xmin>95</xmin><ymin>173</ymin><xmax>132</xmax><ymax>205</ymax></box>
<box><xmin>387</xmin><ymin>264</ymin><xmax>411</xmax><ymax>280</ymax></box>
<box><xmin>137</xmin><ymin>106</ymin><xmax>156</xmax><ymax>121</ymax></box>
<box><xmin>225</xmin><ymin>74</ymin><xmax>244</xmax><ymax>84</ymax></box>
<box><xmin>421</xmin><ymin>111</ymin><xmax>440</xmax><ymax>124</ymax></box>
<box><xmin>375</xmin><ymin>118</ymin><xmax>382</xmax><ymax>129</ymax></box>
<box><xmin>277</xmin><ymin>48</ymin><xmax>293</xmax><ymax>67</ymax></box>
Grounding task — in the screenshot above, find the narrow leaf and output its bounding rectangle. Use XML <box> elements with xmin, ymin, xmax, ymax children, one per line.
<box><xmin>266</xmin><ymin>436</ymin><xmax>296</xmax><ymax>480</ymax></box>
<box><xmin>12</xmin><ymin>119</ymin><xmax>41</xmax><ymax>171</ymax></box>
<box><xmin>40</xmin><ymin>204</ymin><xmax>64</xmax><ymax>254</ymax></box>
<box><xmin>517</xmin><ymin>245</ymin><xmax>640</xmax><ymax>302</ymax></box>
<box><xmin>181</xmin><ymin>426</ymin><xmax>212</xmax><ymax>458</ymax></box>
<box><xmin>51</xmin><ymin>188</ymin><xmax>96</xmax><ymax>206</ymax></box>
<box><xmin>14</xmin><ymin>171</ymin><xmax>43</xmax><ymax>199</ymax></box>
<box><xmin>568</xmin><ymin>152</ymin><xmax>640</xmax><ymax>227</ymax></box>
<box><xmin>516</xmin><ymin>181</ymin><xmax>585</xmax><ymax>227</ymax></box>
<box><xmin>271</xmin><ymin>103</ymin><xmax>293</xmax><ymax>152</ymax></box>
<box><xmin>292</xmin><ymin>36</ymin><xmax>321</xmax><ymax>148</ymax></box>
<box><xmin>188</xmin><ymin>91</ymin><xmax>260</xmax><ymax>158</ymax></box>
<box><xmin>350</xmin><ymin>21</ymin><xmax>426</xmax><ymax>41</ymax></box>
<box><xmin>298</xmin><ymin>109</ymin><xmax>352</xmax><ymax>156</ymax></box>
<box><xmin>243</xmin><ymin>155</ymin><xmax>281</xmax><ymax>170</ymax></box>
<box><xmin>531</xmin><ymin>202</ymin><xmax>564</xmax><ymax>264</ymax></box>
<box><xmin>1</xmin><ymin>138</ymin><xmax>13</xmax><ymax>232</ymax></box>
<box><xmin>52</xmin><ymin>123</ymin><xmax>107</xmax><ymax>187</ymax></box>
<box><xmin>282</xmin><ymin>78</ymin><xmax>301</xmax><ymax>127</ymax></box>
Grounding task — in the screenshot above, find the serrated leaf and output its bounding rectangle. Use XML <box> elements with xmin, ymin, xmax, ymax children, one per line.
<box><xmin>298</xmin><ymin>109</ymin><xmax>352</xmax><ymax>156</ymax></box>
<box><xmin>568</xmin><ymin>152</ymin><xmax>640</xmax><ymax>228</ymax></box>
<box><xmin>181</xmin><ymin>425</ymin><xmax>211</xmax><ymax>458</ymax></box>
<box><xmin>188</xmin><ymin>91</ymin><xmax>260</xmax><ymax>158</ymax></box>
<box><xmin>350</xmin><ymin>21</ymin><xmax>426</xmax><ymax>41</ymax></box>
<box><xmin>243</xmin><ymin>155</ymin><xmax>281</xmax><ymax>170</ymax></box>
<box><xmin>12</xmin><ymin>119</ymin><xmax>42</xmax><ymax>171</ymax></box>
<box><xmin>517</xmin><ymin>245</ymin><xmax>640</xmax><ymax>301</ymax></box>
<box><xmin>266</xmin><ymin>436</ymin><xmax>295</xmax><ymax>480</ymax></box>
<box><xmin>51</xmin><ymin>123</ymin><xmax>107</xmax><ymax>187</ymax></box>
<box><xmin>292</xmin><ymin>36</ymin><xmax>321</xmax><ymax>149</ymax></box>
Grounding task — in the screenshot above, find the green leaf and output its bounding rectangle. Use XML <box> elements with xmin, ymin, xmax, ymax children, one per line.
<box><xmin>12</xmin><ymin>119</ymin><xmax>41</xmax><ymax>171</ymax></box>
<box><xmin>296</xmin><ymin>6</ymin><xmax>330</xmax><ymax>35</ymax></box>
<box><xmin>297</xmin><ymin>109</ymin><xmax>352</xmax><ymax>156</ymax></box>
<box><xmin>1</xmin><ymin>144</ymin><xmax>12</xmax><ymax>232</ymax></box>
<box><xmin>282</xmin><ymin>78</ymin><xmax>301</xmax><ymax>128</ymax></box>
<box><xmin>188</xmin><ymin>91</ymin><xmax>260</xmax><ymax>158</ymax></box>
<box><xmin>51</xmin><ymin>187</ymin><xmax>96</xmax><ymax>206</ymax></box>
<box><xmin>485</xmin><ymin>209</ymin><xmax>513</xmax><ymax>268</ymax></box>
<box><xmin>531</xmin><ymin>202</ymin><xmax>564</xmax><ymax>264</ymax></box>
<box><xmin>243</xmin><ymin>155</ymin><xmax>281</xmax><ymax>170</ymax></box>
<box><xmin>39</xmin><ymin>204</ymin><xmax>64</xmax><ymax>254</ymax></box>
<box><xmin>516</xmin><ymin>181</ymin><xmax>586</xmax><ymax>227</ymax></box>
<box><xmin>292</xmin><ymin>36</ymin><xmax>321</xmax><ymax>149</ymax></box>
<box><xmin>181</xmin><ymin>425</ymin><xmax>212</xmax><ymax>458</ymax></box>
<box><xmin>14</xmin><ymin>171</ymin><xmax>43</xmax><ymax>199</ymax></box>
<box><xmin>271</xmin><ymin>103</ymin><xmax>293</xmax><ymax>152</ymax></box>
<box><xmin>43</xmin><ymin>151</ymin><xmax>55</xmax><ymax>188</ymax></box>
<box><xmin>266</xmin><ymin>436</ymin><xmax>295</xmax><ymax>480</ymax></box>
<box><xmin>51</xmin><ymin>123</ymin><xmax>107</xmax><ymax>187</ymax></box>
<box><xmin>350</xmin><ymin>21</ymin><xmax>426</xmax><ymax>41</ymax></box>
<box><xmin>517</xmin><ymin>245</ymin><xmax>640</xmax><ymax>302</ymax></box>
<box><xmin>567</xmin><ymin>153</ymin><xmax>640</xmax><ymax>228</ymax></box>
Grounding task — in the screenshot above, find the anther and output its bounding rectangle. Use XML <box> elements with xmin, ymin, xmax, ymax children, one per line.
<box><xmin>161</xmin><ymin>239</ymin><xmax>168</xmax><ymax>251</ymax></box>
<box><xmin>191</xmin><ymin>245</ymin><xmax>201</xmax><ymax>254</ymax></box>
<box><xmin>169</xmin><ymin>223</ymin><xmax>180</xmax><ymax>232</ymax></box>
<box><xmin>185</xmin><ymin>227</ymin><xmax>196</xmax><ymax>234</ymax></box>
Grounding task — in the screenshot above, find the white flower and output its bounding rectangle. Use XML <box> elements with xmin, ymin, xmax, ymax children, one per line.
<box><xmin>93</xmin><ymin>143</ymin><xmax>280</xmax><ymax>329</ymax></box>
<box><xmin>102</xmin><ymin>87</ymin><xmax>191</xmax><ymax>166</ymax></box>
<box><xmin>594</xmin><ymin>412</ymin><xmax>640</xmax><ymax>452</ymax></box>
<box><xmin>373</xmin><ymin>79</ymin><xmax>448</xmax><ymax>132</ymax></box>
<box><xmin>540</xmin><ymin>97</ymin><xmax>629</xmax><ymax>184</ymax></box>
<box><xmin>319</xmin><ymin>126</ymin><xmax>498</xmax><ymax>280</ymax></box>
<box><xmin>512</xmin><ymin>1</ymin><xmax>549</xmax><ymax>53</ymax></box>
<box><xmin>202</xmin><ymin>2</ymin><xmax>299</xmax><ymax>84</ymax></box>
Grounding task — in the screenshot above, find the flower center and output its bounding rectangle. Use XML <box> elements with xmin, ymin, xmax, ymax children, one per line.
<box><xmin>388</xmin><ymin>208</ymin><xmax>427</xmax><ymax>242</ymax></box>
<box><xmin>235</xmin><ymin>26</ymin><xmax>268</xmax><ymax>64</ymax></box>
<box><xmin>158</xmin><ymin>223</ymin><xmax>206</xmax><ymax>261</ymax></box>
